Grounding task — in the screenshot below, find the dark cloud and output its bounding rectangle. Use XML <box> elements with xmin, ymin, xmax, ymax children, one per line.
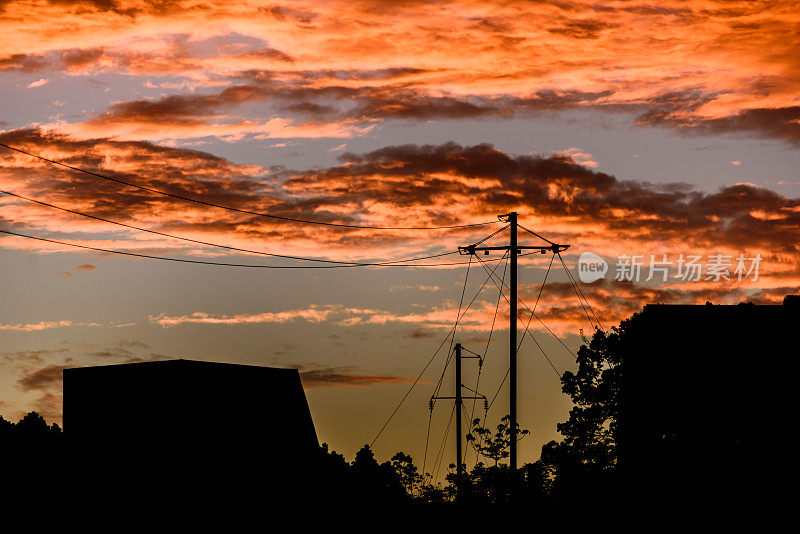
<box><xmin>700</xmin><ymin>106</ymin><xmax>800</xmax><ymax>145</ymax></box>
<box><xmin>0</xmin><ymin>127</ymin><xmax>273</xmax><ymax>220</ymax></box>
<box><xmin>81</xmin><ymin>70</ymin><xmax>800</xmax><ymax>147</ymax></box>
<box><xmin>0</xmin><ymin>53</ymin><xmax>48</xmax><ymax>72</ymax></box>
<box><xmin>637</xmin><ymin>103</ymin><xmax>800</xmax><ymax>146</ymax></box>
<box><xmin>258</xmin><ymin>5</ymin><xmax>318</xmax><ymax>25</ymax></box>
<box><xmin>60</xmin><ymin>48</ymin><xmax>108</xmax><ymax>69</ymax></box>
<box><xmin>17</xmin><ymin>363</ymin><xmax>66</xmax><ymax>392</ymax></box>
<box><xmin>82</xmin><ymin>75</ymin><xmax>613</xmax><ymax>126</ymax></box>
<box><xmin>239</xmin><ymin>47</ymin><xmax>295</xmax><ymax>63</ymax></box>
<box><xmin>285</xmin><ymin>141</ymin><xmax>800</xmax><ymax>253</ymax></box>
<box><xmin>299</xmin><ymin>366</ymin><xmax>412</xmax><ymax>388</ymax></box>
<box><xmin>2</xmin><ymin>131</ymin><xmax>799</xmax><ymax>258</ymax></box>
<box><xmin>44</xmin><ymin>0</ymin><xmax>185</xmax><ymax>16</ymax></box>
<box><xmin>548</xmin><ymin>19</ymin><xmax>618</xmax><ymax>39</ymax></box>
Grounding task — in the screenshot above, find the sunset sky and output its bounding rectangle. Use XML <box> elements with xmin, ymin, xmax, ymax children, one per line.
<box><xmin>1</xmin><ymin>0</ymin><xmax>799</xmax><ymax>470</ymax></box>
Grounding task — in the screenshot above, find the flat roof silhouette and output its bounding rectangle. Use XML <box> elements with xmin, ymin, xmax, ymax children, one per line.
<box><xmin>620</xmin><ymin>296</ymin><xmax>798</xmax><ymax>501</ymax></box>
<box><xmin>63</xmin><ymin>358</ymin><xmax>318</xmax><ymax>455</ymax></box>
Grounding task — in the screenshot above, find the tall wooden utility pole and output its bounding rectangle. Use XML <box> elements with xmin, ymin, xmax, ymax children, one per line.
<box><xmin>458</xmin><ymin>212</ymin><xmax>569</xmax><ymax>494</ymax></box>
<box><xmin>508</xmin><ymin>212</ymin><xmax>518</xmax><ymax>473</ymax></box>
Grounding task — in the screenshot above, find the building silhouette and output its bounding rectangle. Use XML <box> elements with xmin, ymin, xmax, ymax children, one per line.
<box><xmin>621</xmin><ymin>295</ymin><xmax>799</xmax><ymax>504</ymax></box>
<box><xmin>63</xmin><ymin>359</ymin><xmax>319</xmax><ymax>502</ymax></box>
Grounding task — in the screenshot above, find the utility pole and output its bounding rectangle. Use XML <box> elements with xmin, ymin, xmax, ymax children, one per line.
<box><xmin>458</xmin><ymin>212</ymin><xmax>569</xmax><ymax>495</ymax></box>
<box><xmin>430</xmin><ymin>342</ymin><xmax>486</xmax><ymax>499</ymax></box>
<box><xmin>455</xmin><ymin>342</ymin><xmax>463</xmax><ymax>477</ymax></box>
<box><xmin>509</xmin><ymin>212</ymin><xmax>518</xmax><ymax>475</ymax></box>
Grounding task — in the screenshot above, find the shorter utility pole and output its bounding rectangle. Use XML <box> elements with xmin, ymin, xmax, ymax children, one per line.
<box><xmin>455</xmin><ymin>342</ymin><xmax>463</xmax><ymax>475</ymax></box>
<box><xmin>430</xmin><ymin>342</ymin><xmax>486</xmax><ymax>498</ymax></box>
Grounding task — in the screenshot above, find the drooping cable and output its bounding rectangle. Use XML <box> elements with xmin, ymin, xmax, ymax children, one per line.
<box><xmin>474</xmin><ymin>254</ymin><xmax>563</xmax><ymax>378</ymax></box>
<box><xmin>464</xmin><ymin>252</ymin><xmax>508</xmax><ymax>466</ymax></box>
<box><xmin>0</xmin><ymin>228</ymin><xmax>475</xmax><ymax>269</ymax></box>
<box><xmin>557</xmin><ymin>251</ymin><xmax>604</xmax><ymax>331</ymax></box>
<box><xmin>0</xmin><ymin>189</ymin><xmax>462</xmax><ymax>266</ymax></box>
<box><xmin>0</xmin><ymin>142</ymin><xmax>498</xmax><ymax>230</ymax></box>
<box><xmin>369</xmin><ymin>247</ymin><xmax>509</xmax><ymax>446</ymax></box>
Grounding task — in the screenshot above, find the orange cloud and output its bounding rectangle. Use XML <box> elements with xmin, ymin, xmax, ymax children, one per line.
<box><xmin>149</xmin><ymin>307</ymin><xmax>340</xmax><ymax>327</ymax></box>
<box><xmin>1</xmin><ymin>131</ymin><xmax>798</xmax><ymax>329</ymax></box>
<box><xmin>147</xmin><ymin>303</ymin><xmax>492</xmax><ymax>330</ymax></box>
<box><xmin>0</xmin><ymin>320</ymin><xmax>76</xmax><ymax>331</ymax></box>
<box><xmin>0</xmin><ymin>1</ymin><xmax>798</xmax><ymax>142</ymax></box>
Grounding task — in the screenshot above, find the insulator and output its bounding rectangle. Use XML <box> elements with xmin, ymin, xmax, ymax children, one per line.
<box><xmin>478</xmin><ymin>358</ymin><xmax>483</xmax><ymax>369</ymax></box>
<box><xmin>484</xmin><ymin>399</ymin><xmax>488</xmax><ymax>411</ymax></box>
<box><xmin>429</xmin><ymin>399</ymin><xmax>434</xmax><ymax>411</ymax></box>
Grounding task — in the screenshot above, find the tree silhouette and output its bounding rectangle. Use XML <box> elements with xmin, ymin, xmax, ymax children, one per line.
<box><xmin>2</xmin><ymin>412</ymin><xmax>63</xmax><ymax>495</ymax></box>
<box><xmin>389</xmin><ymin>451</ymin><xmax>422</xmax><ymax>495</ymax></box>
<box><xmin>539</xmin><ymin>324</ymin><xmax>625</xmax><ymax>501</ymax></box>
<box><xmin>559</xmin><ymin>327</ymin><xmax>621</xmax><ymax>467</ymax></box>
<box><xmin>15</xmin><ymin>411</ymin><xmax>61</xmax><ymax>434</ymax></box>
<box><xmin>0</xmin><ymin>415</ymin><xmax>12</xmax><ymax>435</ymax></box>
<box><xmin>466</xmin><ymin>415</ymin><xmax>529</xmax><ymax>467</ymax></box>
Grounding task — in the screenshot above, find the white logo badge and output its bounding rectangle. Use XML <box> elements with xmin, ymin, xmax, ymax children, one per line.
<box><xmin>577</xmin><ymin>252</ymin><xmax>608</xmax><ymax>283</ymax></box>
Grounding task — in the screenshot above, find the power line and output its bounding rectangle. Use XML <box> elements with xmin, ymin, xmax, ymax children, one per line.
<box><xmin>465</xmin><ymin>252</ymin><xmax>508</xmax><ymax>465</ymax></box>
<box><xmin>0</xmin><ymin>142</ymin><xmax>498</xmax><ymax>230</ymax></box>
<box><xmin>518</xmin><ymin>223</ymin><xmax>556</xmax><ymax>246</ymax></box>
<box><xmin>369</xmin><ymin>247</ymin><xmax>510</xmax><ymax>446</ymax></box>
<box><xmin>474</xmin><ymin>254</ymin><xmax>564</xmax><ymax>378</ymax></box>
<box><xmin>431</xmin><ymin>255</ymin><xmax>472</xmax><ymax>408</ymax></box>
<box><xmin>515</xmin><ymin>252</ymin><xmax>556</xmax><ymax>355</ymax></box>
<box><xmin>558</xmin><ymin>251</ymin><xmax>597</xmax><ymax>329</ymax></box>
<box><xmin>0</xmin><ymin>189</ymin><xmax>459</xmax><ymax>267</ymax></box>
<box><xmin>432</xmin><ymin>403</ymin><xmax>456</xmax><ymax>482</ymax></box>
<box><xmin>478</xmin><ymin>254</ymin><xmax>560</xmax><ymax>451</ymax></box>
<box><xmin>557</xmin><ymin>251</ymin><xmax>604</xmax><ymax>331</ymax></box>
<box><xmin>474</xmin><ymin>254</ymin><xmax>577</xmax><ymax>360</ymax></box>
<box><xmin>421</xmin><ymin>408</ymin><xmax>434</xmax><ymax>481</ymax></box>
<box><xmin>0</xmin><ymin>228</ymin><xmax>476</xmax><ymax>269</ymax></box>
<box><xmin>487</xmin><ymin>368</ymin><xmax>509</xmax><ymax>410</ymax></box>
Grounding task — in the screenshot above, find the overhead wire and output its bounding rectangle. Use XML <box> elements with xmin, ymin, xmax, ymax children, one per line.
<box><xmin>557</xmin><ymin>251</ymin><xmax>604</xmax><ymax>331</ymax></box>
<box><xmin>0</xmin><ymin>142</ymin><xmax>498</xmax><ymax>230</ymax></box>
<box><xmin>474</xmin><ymin>253</ymin><xmax>577</xmax><ymax>360</ymax></box>
<box><xmin>0</xmin><ymin>189</ymin><xmax>465</xmax><ymax>267</ymax></box>
<box><xmin>0</xmin><ymin>143</ymin><xmax>606</xmax><ymax>474</ymax></box>
<box><xmin>474</xmin><ymin>253</ymin><xmax>563</xmax><ymax>379</ymax></box>
<box><xmin>515</xmin><ymin>252</ymin><xmax>556</xmax><ymax>356</ymax></box>
<box><xmin>421</xmin><ymin>405</ymin><xmax>434</xmax><ymax>481</ymax></box>
<box><xmin>0</xmin><ymin>228</ymin><xmax>482</xmax><ymax>269</ymax></box>
<box><xmin>431</xmin><ymin>254</ymin><xmax>473</xmax><ymax>402</ymax></box>
<box><xmin>464</xmin><ymin>251</ymin><xmax>508</xmax><ymax>466</ymax></box>
<box><xmin>432</xmin><ymin>403</ymin><xmax>456</xmax><ymax>482</ymax></box>
<box><xmin>471</xmin><ymin>253</ymin><xmax>557</xmax><ymax>468</ymax></box>
<box><xmin>369</xmin><ymin>247</ymin><xmax>509</xmax><ymax>446</ymax></box>
<box><xmin>518</xmin><ymin>223</ymin><xmax>556</xmax><ymax>246</ymax></box>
